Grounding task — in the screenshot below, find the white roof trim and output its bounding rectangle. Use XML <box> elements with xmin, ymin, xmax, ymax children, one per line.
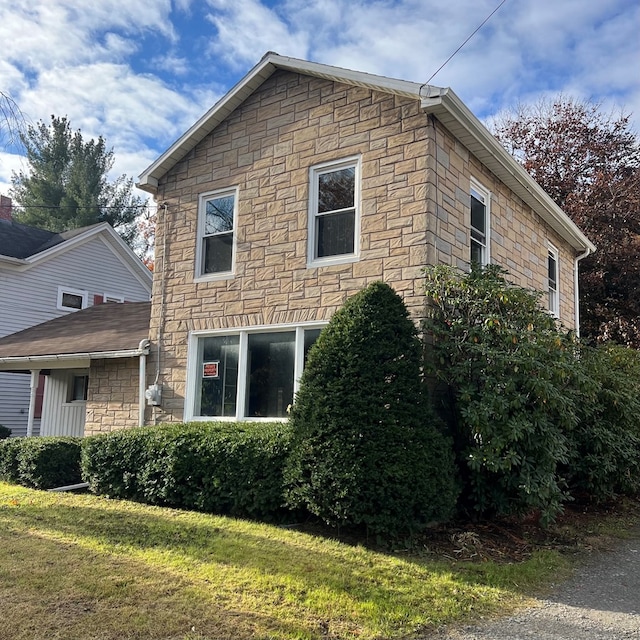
<box><xmin>420</xmin><ymin>88</ymin><xmax>595</xmax><ymax>253</ymax></box>
<box><xmin>137</xmin><ymin>52</ymin><xmax>595</xmax><ymax>254</ymax></box>
<box><xmin>1</xmin><ymin>222</ymin><xmax>153</xmax><ymax>288</ymax></box>
<box><xmin>0</xmin><ymin>346</ymin><xmax>150</xmax><ymax>371</ymax></box>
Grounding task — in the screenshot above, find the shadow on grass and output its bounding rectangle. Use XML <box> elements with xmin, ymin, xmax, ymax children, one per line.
<box><xmin>0</xmin><ymin>485</ymin><xmax>563</xmax><ymax>638</ymax></box>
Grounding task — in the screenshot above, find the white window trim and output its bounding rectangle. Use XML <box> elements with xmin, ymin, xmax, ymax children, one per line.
<box><xmin>57</xmin><ymin>286</ymin><xmax>88</xmax><ymax>312</ymax></box>
<box><xmin>307</xmin><ymin>156</ymin><xmax>361</xmax><ymax>268</ymax></box>
<box><xmin>103</xmin><ymin>293</ymin><xmax>124</xmax><ymax>303</ymax></box>
<box><xmin>470</xmin><ymin>177</ymin><xmax>491</xmax><ymax>267</ymax></box>
<box><xmin>548</xmin><ymin>244</ymin><xmax>560</xmax><ymax>318</ymax></box>
<box><xmin>195</xmin><ymin>186</ymin><xmax>238</xmax><ymax>282</ymax></box>
<box><xmin>184</xmin><ymin>321</ymin><xmax>327</xmax><ymax>422</ymax></box>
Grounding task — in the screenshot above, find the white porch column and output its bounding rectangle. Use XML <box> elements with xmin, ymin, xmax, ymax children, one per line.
<box><xmin>26</xmin><ymin>369</ymin><xmax>40</xmax><ymax>437</ymax></box>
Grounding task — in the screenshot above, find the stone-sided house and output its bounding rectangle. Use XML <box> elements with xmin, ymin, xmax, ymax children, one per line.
<box><xmin>0</xmin><ymin>53</ymin><xmax>594</xmax><ymax>436</ymax></box>
<box><xmin>0</xmin><ymin>197</ymin><xmax>152</xmax><ymax>437</ymax></box>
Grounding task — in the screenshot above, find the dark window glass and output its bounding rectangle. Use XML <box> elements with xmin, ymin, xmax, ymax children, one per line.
<box><xmin>203</xmin><ymin>234</ymin><xmax>233</xmax><ymax>273</ymax></box>
<box><xmin>196</xmin><ymin>335</ymin><xmax>239</xmax><ymax>417</ymax></box>
<box><xmin>246</xmin><ymin>332</ymin><xmax>295</xmax><ymax>418</ymax></box>
<box><xmin>70</xmin><ymin>375</ymin><xmax>88</xmax><ymax>401</ymax></box>
<box><xmin>202</xmin><ymin>194</ymin><xmax>234</xmax><ymax>274</ymax></box>
<box><xmin>317</xmin><ymin>211</ymin><xmax>355</xmax><ymax>258</ymax></box>
<box><xmin>315</xmin><ymin>165</ymin><xmax>356</xmax><ymax>259</ymax></box>
<box><xmin>61</xmin><ymin>292</ymin><xmax>83</xmax><ymax>309</ymax></box>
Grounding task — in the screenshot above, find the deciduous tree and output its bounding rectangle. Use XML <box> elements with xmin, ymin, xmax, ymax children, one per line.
<box><xmin>492</xmin><ymin>97</ymin><xmax>640</xmax><ymax>346</ymax></box>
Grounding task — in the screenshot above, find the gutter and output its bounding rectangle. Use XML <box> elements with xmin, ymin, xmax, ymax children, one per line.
<box><xmin>574</xmin><ymin>247</ymin><xmax>593</xmax><ymax>338</ymax></box>
<box><xmin>0</xmin><ymin>344</ymin><xmax>151</xmax><ymax>367</ymax></box>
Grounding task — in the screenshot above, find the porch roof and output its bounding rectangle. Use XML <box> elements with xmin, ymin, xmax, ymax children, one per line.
<box><xmin>0</xmin><ymin>302</ymin><xmax>151</xmax><ymax>370</ymax></box>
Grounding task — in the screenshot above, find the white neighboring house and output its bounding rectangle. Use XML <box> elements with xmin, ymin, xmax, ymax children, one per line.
<box><xmin>0</xmin><ymin>196</ymin><xmax>152</xmax><ymax>437</ymax></box>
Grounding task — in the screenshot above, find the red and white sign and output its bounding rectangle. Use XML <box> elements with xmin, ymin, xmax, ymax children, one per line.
<box><xmin>202</xmin><ymin>361</ymin><xmax>220</xmax><ymax>378</ymax></box>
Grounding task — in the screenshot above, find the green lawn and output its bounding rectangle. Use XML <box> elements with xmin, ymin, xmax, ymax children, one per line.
<box><xmin>0</xmin><ymin>482</ymin><xmax>570</xmax><ymax>640</ymax></box>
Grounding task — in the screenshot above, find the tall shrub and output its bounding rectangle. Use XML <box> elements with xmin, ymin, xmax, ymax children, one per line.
<box><xmin>565</xmin><ymin>343</ymin><xmax>640</xmax><ymax>501</ymax></box>
<box><xmin>285</xmin><ymin>281</ymin><xmax>458</xmax><ymax>537</ymax></box>
<box><xmin>423</xmin><ymin>265</ymin><xmax>578</xmax><ymax>524</ymax></box>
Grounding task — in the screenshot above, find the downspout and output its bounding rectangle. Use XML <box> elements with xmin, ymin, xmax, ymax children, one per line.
<box><xmin>26</xmin><ymin>369</ymin><xmax>40</xmax><ymax>437</ymax></box>
<box><xmin>574</xmin><ymin>247</ymin><xmax>592</xmax><ymax>338</ymax></box>
<box><xmin>138</xmin><ymin>339</ymin><xmax>150</xmax><ymax>427</ymax></box>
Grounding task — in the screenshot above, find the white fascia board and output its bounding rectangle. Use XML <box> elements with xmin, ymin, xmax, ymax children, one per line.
<box><xmin>420</xmin><ymin>88</ymin><xmax>596</xmax><ymax>254</ymax></box>
<box><xmin>137</xmin><ymin>52</ymin><xmax>423</xmax><ymax>193</ymax></box>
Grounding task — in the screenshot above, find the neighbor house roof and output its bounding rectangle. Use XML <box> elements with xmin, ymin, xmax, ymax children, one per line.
<box><xmin>137</xmin><ymin>52</ymin><xmax>595</xmax><ymax>254</ymax></box>
<box><xmin>0</xmin><ymin>219</ymin><xmax>152</xmax><ymax>289</ymax></box>
<box><xmin>0</xmin><ymin>302</ymin><xmax>151</xmax><ymax>370</ymax></box>
<box><xmin>0</xmin><ymin>219</ymin><xmax>104</xmax><ymax>260</ymax></box>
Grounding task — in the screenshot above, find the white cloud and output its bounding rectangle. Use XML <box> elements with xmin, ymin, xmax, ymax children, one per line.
<box><xmin>0</xmin><ymin>0</ymin><xmax>638</xmax><ymax>206</ymax></box>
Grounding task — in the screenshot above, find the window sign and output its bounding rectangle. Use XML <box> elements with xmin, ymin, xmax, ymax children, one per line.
<box><xmin>203</xmin><ymin>361</ymin><xmax>220</xmax><ymax>378</ymax></box>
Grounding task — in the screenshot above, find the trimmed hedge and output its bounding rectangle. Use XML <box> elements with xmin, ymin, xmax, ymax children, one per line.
<box><xmin>81</xmin><ymin>422</ymin><xmax>294</xmax><ymax>521</ymax></box>
<box><xmin>0</xmin><ymin>437</ymin><xmax>82</xmax><ymax>489</ymax></box>
<box><xmin>0</xmin><ymin>424</ymin><xmax>11</xmax><ymax>439</ymax></box>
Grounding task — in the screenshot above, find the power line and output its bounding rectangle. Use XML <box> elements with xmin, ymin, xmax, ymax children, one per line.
<box><xmin>422</xmin><ymin>0</ymin><xmax>510</xmax><ymax>88</ymax></box>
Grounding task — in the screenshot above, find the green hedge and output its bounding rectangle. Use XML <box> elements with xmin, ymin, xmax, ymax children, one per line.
<box><xmin>0</xmin><ymin>437</ymin><xmax>82</xmax><ymax>489</ymax></box>
<box><xmin>81</xmin><ymin>422</ymin><xmax>294</xmax><ymax>521</ymax></box>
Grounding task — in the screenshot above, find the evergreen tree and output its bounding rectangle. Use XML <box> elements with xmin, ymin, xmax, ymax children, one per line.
<box><xmin>285</xmin><ymin>281</ymin><xmax>458</xmax><ymax>537</ymax></box>
<box><xmin>10</xmin><ymin>115</ymin><xmax>145</xmax><ymax>246</ymax></box>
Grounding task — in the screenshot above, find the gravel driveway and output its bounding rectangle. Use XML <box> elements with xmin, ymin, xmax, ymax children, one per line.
<box><xmin>426</xmin><ymin>529</ymin><xmax>640</xmax><ymax>639</ymax></box>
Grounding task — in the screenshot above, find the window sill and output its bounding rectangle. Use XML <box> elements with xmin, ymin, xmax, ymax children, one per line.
<box><xmin>307</xmin><ymin>254</ymin><xmax>359</xmax><ymax>269</ymax></box>
<box><xmin>194</xmin><ymin>271</ymin><xmax>235</xmax><ymax>284</ymax></box>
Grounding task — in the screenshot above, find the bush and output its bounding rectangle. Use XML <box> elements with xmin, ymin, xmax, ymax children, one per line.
<box><xmin>565</xmin><ymin>343</ymin><xmax>640</xmax><ymax>501</ymax></box>
<box><xmin>0</xmin><ymin>437</ymin><xmax>82</xmax><ymax>489</ymax></box>
<box><xmin>0</xmin><ymin>438</ymin><xmax>22</xmax><ymax>483</ymax></box>
<box><xmin>285</xmin><ymin>281</ymin><xmax>459</xmax><ymax>537</ymax></box>
<box><xmin>423</xmin><ymin>265</ymin><xmax>578</xmax><ymax>524</ymax></box>
<box><xmin>82</xmin><ymin>422</ymin><xmax>293</xmax><ymax>521</ymax></box>
<box><xmin>0</xmin><ymin>424</ymin><xmax>11</xmax><ymax>439</ymax></box>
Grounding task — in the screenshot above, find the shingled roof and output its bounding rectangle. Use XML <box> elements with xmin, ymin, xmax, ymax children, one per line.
<box><xmin>0</xmin><ymin>302</ymin><xmax>151</xmax><ymax>367</ymax></box>
<box><xmin>0</xmin><ymin>218</ymin><xmax>104</xmax><ymax>260</ymax></box>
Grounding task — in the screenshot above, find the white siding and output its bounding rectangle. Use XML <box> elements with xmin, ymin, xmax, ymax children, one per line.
<box><xmin>0</xmin><ymin>233</ymin><xmax>151</xmax><ymax>436</ymax></box>
<box><xmin>0</xmin><ymin>372</ymin><xmax>40</xmax><ymax>437</ymax></box>
<box><xmin>40</xmin><ymin>371</ymin><xmax>85</xmax><ymax>437</ymax></box>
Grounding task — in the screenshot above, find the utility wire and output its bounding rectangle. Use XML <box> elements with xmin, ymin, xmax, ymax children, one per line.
<box><xmin>422</xmin><ymin>0</ymin><xmax>509</xmax><ymax>89</ymax></box>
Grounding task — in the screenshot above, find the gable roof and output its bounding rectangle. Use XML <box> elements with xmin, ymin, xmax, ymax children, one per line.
<box><xmin>0</xmin><ymin>302</ymin><xmax>151</xmax><ymax>369</ymax></box>
<box><xmin>137</xmin><ymin>52</ymin><xmax>594</xmax><ymax>254</ymax></box>
<box><xmin>0</xmin><ymin>220</ymin><xmax>153</xmax><ymax>289</ymax></box>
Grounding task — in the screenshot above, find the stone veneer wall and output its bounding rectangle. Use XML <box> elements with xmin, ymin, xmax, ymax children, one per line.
<box><xmin>145</xmin><ymin>69</ymin><xmax>578</xmax><ymax>425</ymax></box>
<box><xmin>85</xmin><ymin>358</ymin><xmax>145</xmax><ymax>435</ymax></box>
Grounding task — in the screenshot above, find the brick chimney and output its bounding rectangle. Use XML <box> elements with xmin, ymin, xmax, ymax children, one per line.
<box><xmin>0</xmin><ymin>195</ymin><xmax>12</xmax><ymax>221</ymax></box>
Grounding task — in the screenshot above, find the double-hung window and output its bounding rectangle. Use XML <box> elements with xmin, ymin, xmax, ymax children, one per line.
<box><xmin>470</xmin><ymin>179</ymin><xmax>490</xmax><ymax>267</ymax></box>
<box><xmin>188</xmin><ymin>325</ymin><xmax>324</xmax><ymax>420</ymax></box>
<box><xmin>548</xmin><ymin>245</ymin><xmax>559</xmax><ymax>317</ymax></box>
<box><xmin>308</xmin><ymin>157</ymin><xmax>360</xmax><ymax>266</ymax></box>
<box><xmin>197</xmin><ymin>188</ymin><xmax>237</xmax><ymax>277</ymax></box>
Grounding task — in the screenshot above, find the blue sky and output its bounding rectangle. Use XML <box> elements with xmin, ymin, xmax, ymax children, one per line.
<box><xmin>1</xmin><ymin>0</ymin><xmax>638</xmax><ymax>201</ymax></box>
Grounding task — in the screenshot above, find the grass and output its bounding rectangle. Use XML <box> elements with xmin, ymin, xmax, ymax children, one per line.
<box><xmin>0</xmin><ymin>482</ymin><xmax>577</xmax><ymax>640</ymax></box>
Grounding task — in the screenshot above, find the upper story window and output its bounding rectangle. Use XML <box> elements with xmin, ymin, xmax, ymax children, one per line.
<box><xmin>548</xmin><ymin>245</ymin><xmax>559</xmax><ymax>317</ymax></box>
<box><xmin>57</xmin><ymin>286</ymin><xmax>88</xmax><ymax>312</ymax></box>
<box><xmin>197</xmin><ymin>188</ymin><xmax>238</xmax><ymax>278</ymax></box>
<box><xmin>470</xmin><ymin>179</ymin><xmax>491</xmax><ymax>267</ymax></box>
<box><xmin>308</xmin><ymin>157</ymin><xmax>360</xmax><ymax>267</ymax></box>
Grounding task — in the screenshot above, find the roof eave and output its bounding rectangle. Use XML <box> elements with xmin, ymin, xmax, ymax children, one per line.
<box><xmin>0</xmin><ymin>345</ymin><xmax>150</xmax><ymax>371</ymax></box>
<box><xmin>420</xmin><ymin>89</ymin><xmax>596</xmax><ymax>254</ymax></box>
